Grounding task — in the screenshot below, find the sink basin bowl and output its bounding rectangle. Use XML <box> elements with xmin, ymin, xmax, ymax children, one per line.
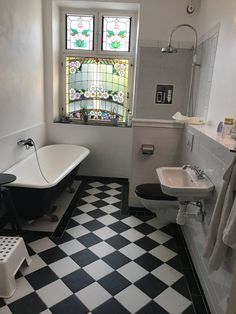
<box><xmin>156</xmin><ymin>167</ymin><xmax>214</xmax><ymax>201</ymax></box>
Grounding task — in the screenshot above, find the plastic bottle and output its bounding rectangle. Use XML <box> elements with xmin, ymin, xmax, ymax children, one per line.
<box><xmin>127</xmin><ymin>110</ymin><xmax>132</xmax><ymax>127</ymax></box>
<box><xmin>222</xmin><ymin>118</ymin><xmax>234</xmax><ymax>137</ymax></box>
<box><xmin>216</xmin><ymin>121</ymin><xmax>223</xmax><ymax>136</ymax></box>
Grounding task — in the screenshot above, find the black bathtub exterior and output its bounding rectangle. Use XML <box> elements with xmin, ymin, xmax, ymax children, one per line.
<box><xmin>9</xmin><ymin>166</ymin><xmax>79</xmax><ymax>221</ymax></box>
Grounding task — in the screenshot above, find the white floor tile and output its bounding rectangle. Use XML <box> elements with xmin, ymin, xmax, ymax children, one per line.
<box><xmin>59</xmin><ymin>239</ymin><xmax>85</xmax><ymax>255</ymax></box>
<box><xmin>20</xmin><ymin>254</ymin><xmax>46</xmax><ymax>276</ymax></box>
<box><xmin>28</xmin><ymin>237</ymin><xmax>56</xmax><ymax>254</ymax></box>
<box><xmin>93</xmin><ymin>227</ymin><xmax>117</xmax><ymax>240</ymax></box>
<box><xmin>154</xmin><ymin>287</ymin><xmax>192</xmax><ymax>314</ymax></box>
<box><xmin>89</xmin><ymin>182</ymin><xmax>104</xmax><ymax>188</ymax></box>
<box><xmin>100</xmin><ymin>205</ymin><xmax>120</xmax><ymax>214</ymax></box>
<box><xmin>152</xmin><ymin>264</ymin><xmax>183</xmax><ymax>286</ymax></box>
<box><xmin>76</xmin><ymin>282</ymin><xmax>111</xmax><ymax>311</ymax></box>
<box><xmin>72</xmin><ymin>213</ymin><xmax>94</xmax><ymax>224</ymax></box>
<box><xmin>147</xmin><ymin>229</ymin><xmax>172</xmax><ymax>244</ymax></box>
<box><xmin>83</xmin><ymin>259</ymin><xmax>113</xmax><ymax>280</ymax></box>
<box><xmin>5</xmin><ymin>277</ymin><xmax>34</xmax><ymax>304</ymax></box>
<box><xmin>107</xmin><ymin>183</ymin><xmax>121</xmax><ymax>189</ymax></box>
<box><xmin>150</xmin><ymin>245</ymin><xmax>177</xmax><ymax>262</ymax></box>
<box><xmin>39</xmin><ymin>310</ymin><xmax>52</xmax><ymax>314</ymax></box>
<box><xmin>86</xmin><ymin>188</ymin><xmax>101</xmax><ymax>195</ymax></box>
<box><xmin>121</xmin><ymin>216</ymin><xmax>143</xmax><ymax>228</ymax></box>
<box><xmin>77</xmin><ymin>204</ymin><xmax>97</xmax><ymax>213</ymax></box>
<box><xmin>49</xmin><ymin>257</ymin><xmax>80</xmax><ymax>278</ymax></box>
<box><xmin>115</xmin><ymin>285</ymin><xmax>151</xmax><ymax>313</ymax></box>
<box><xmin>0</xmin><ymin>306</ymin><xmax>12</xmax><ymax>314</ymax></box>
<box><xmin>105</xmin><ymin>189</ymin><xmax>120</xmax><ymax>196</ymax></box>
<box><xmin>97</xmin><ymin>215</ymin><xmax>118</xmax><ymax>226</ymax></box>
<box><xmin>89</xmin><ymin>242</ymin><xmax>115</xmax><ymax>258</ymax></box>
<box><xmin>66</xmin><ymin>225</ymin><xmax>90</xmax><ymax>238</ymax></box>
<box><xmin>103</xmin><ymin>196</ymin><xmax>119</xmax><ymax>204</ymax></box>
<box><xmin>82</xmin><ymin>195</ymin><xmax>99</xmax><ymax>204</ymax></box>
<box><xmin>120</xmin><ymin>229</ymin><xmax>144</xmax><ymax>242</ymax></box>
<box><xmin>37</xmin><ymin>280</ymin><xmax>72</xmax><ymax>308</ymax></box>
<box><xmin>119</xmin><ymin>243</ymin><xmax>146</xmax><ymax>260</ymax></box>
<box><xmin>117</xmin><ymin>261</ymin><xmax>148</xmax><ymax>283</ymax></box>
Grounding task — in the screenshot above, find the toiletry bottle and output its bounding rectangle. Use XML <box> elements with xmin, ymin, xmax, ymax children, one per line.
<box><xmin>127</xmin><ymin>109</ymin><xmax>132</xmax><ymax>127</ymax></box>
<box><xmin>216</xmin><ymin>121</ymin><xmax>223</xmax><ymax>136</ymax></box>
<box><xmin>162</xmin><ymin>89</ymin><xmax>166</xmax><ymax>103</ymax></box>
<box><xmin>167</xmin><ymin>89</ymin><xmax>172</xmax><ymax>103</ymax></box>
<box><xmin>222</xmin><ymin>118</ymin><xmax>234</xmax><ymax>137</ymax></box>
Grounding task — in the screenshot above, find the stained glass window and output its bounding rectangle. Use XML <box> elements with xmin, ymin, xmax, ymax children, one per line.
<box><xmin>66</xmin><ymin>15</ymin><xmax>94</xmax><ymax>50</ymax></box>
<box><xmin>65</xmin><ymin>57</ymin><xmax>129</xmax><ymax>122</ymax></box>
<box><xmin>102</xmin><ymin>16</ymin><xmax>131</xmax><ymax>52</ymax></box>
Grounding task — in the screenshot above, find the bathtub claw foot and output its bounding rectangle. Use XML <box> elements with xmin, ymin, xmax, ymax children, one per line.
<box><xmin>44</xmin><ymin>214</ymin><xmax>59</xmax><ymax>222</ymax></box>
<box><xmin>67</xmin><ymin>186</ymin><xmax>75</xmax><ymax>193</ymax></box>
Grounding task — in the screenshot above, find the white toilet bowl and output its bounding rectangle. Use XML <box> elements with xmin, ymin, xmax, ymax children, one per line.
<box><xmin>135</xmin><ymin>184</ymin><xmax>179</xmax><ymax>229</ymax></box>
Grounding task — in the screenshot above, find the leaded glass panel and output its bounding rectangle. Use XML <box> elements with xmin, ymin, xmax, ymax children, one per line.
<box><xmin>102</xmin><ymin>16</ymin><xmax>131</xmax><ymax>52</ymax></box>
<box><xmin>65</xmin><ymin>57</ymin><xmax>129</xmax><ymax>122</ymax></box>
<box><xmin>66</xmin><ymin>15</ymin><xmax>94</xmax><ymax>50</ymax></box>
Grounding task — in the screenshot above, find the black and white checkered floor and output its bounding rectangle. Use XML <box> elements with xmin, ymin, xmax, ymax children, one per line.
<box><xmin>0</xmin><ymin>178</ymin><xmax>210</xmax><ymax>314</ymax></box>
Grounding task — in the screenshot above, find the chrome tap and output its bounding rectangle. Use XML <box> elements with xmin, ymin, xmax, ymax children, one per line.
<box><xmin>182</xmin><ymin>165</ymin><xmax>205</xmax><ymax>179</ymax></box>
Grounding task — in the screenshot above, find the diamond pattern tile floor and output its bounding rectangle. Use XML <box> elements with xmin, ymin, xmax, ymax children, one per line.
<box><xmin>0</xmin><ymin>178</ymin><xmax>210</xmax><ymax>314</ymax></box>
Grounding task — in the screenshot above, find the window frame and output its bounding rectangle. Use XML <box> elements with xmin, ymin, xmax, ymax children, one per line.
<box><xmin>60</xmin><ymin>8</ymin><xmax>137</xmax><ymax>124</ymax></box>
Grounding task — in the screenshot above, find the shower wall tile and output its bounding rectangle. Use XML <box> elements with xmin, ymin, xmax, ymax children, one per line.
<box><xmin>134</xmin><ymin>46</ymin><xmax>192</xmax><ymax>120</ymax></box>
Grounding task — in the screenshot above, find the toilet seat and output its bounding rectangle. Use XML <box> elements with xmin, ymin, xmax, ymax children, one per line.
<box><xmin>135</xmin><ymin>184</ymin><xmax>177</xmax><ymax>201</ymax></box>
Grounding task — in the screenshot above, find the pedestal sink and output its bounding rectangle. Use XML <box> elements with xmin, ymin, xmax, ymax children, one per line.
<box><xmin>156</xmin><ymin>167</ymin><xmax>214</xmax><ymax>225</ymax></box>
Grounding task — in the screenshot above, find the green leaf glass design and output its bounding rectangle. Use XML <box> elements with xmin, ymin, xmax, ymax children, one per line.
<box><xmin>66</xmin><ymin>15</ymin><xmax>94</xmax><ymax>50</ymax></box>
<box><xmin>102</xmin><ymin>16</ymin><xmax>131</xmax><ymax>52</ymax></box>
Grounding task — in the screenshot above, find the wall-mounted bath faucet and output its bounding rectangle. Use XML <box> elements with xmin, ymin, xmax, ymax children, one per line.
<box><xmin>182</xmin><ymin>164</ymin><xmax>205</xmax><ymax>179</ymax></box>
<box><xmin>17</xmin><ymin>138</ymin><xmax>34</xmax><ymax>149</ymax></box>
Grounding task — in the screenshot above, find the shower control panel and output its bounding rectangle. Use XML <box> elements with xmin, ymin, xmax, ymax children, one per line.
<box><xmin>155</xmin><ymin>84</ymin><xmax>174</xmax><ymax>105</ymax></box>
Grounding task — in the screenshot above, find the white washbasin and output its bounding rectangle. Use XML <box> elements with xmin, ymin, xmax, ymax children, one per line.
<box><xmin>156</xmin><ymin>167</ymin><xmax>214</xmax><ymax>201</ymax></box>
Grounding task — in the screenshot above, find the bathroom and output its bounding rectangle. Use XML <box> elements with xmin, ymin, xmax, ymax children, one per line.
<box><xmin>0</xmin><ymin>0</ymin><xmax>236</xmax><ymax>313</ymax></box>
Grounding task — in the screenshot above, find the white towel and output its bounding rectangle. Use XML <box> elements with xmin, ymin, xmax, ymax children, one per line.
<box><xmin>223</xmin><ymin>197</ymin><xmax>236</xmax><ymax>248</ymax></box>
<box><xmin>203</xmin><ymin>155</ymin><xmax>236</xmax><ymax>270</ymax></box>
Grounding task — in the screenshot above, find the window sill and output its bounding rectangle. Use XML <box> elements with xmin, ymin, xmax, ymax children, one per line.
<box><xmin>54</xmin><ymin>119</ymin><xmax>131</xmax><ymax>128</ymax></box>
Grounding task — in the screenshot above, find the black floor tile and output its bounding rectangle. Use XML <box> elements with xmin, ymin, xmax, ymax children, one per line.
<box><xmin>82</xmin><ymin>220</ymin><xmax>105</xmax><ymax>231</ymax></box>
<box><xmin>109</xmin><ymin>221</ymin><xmax>130</xmax><ymax>233</ymax></box>
<box><xmin>25</xmin><ymin>266</ymin><xmax>58</xmax><ymax>290</ymax></box>
<box><xmin>182</xmin><ymin>304</ymin><xmax>196</xmax><ymax>314</ymax></box>
<box><xmin>103</xmin><ymin>251</ymin><xmax>131</xmax><ymax>269</ymax></box>
<box><xmin>134</xmin><ymin>237</ymin><xmax>159</xmax><ymax>251</ymax></box>
<box><xmin>39</xmin><ymin>247</ymin><xmax>67</xmax><ymax>264</ymax></box>
<box><xmin>71</xmin><ymin>248</ymin><xmax>99</xmax><ymax>267</ymax></box>
<box><xmin>98</xmin><ymin>271</ymin><xmax>131</xmax><ymax>295</ymax></box>
<box><xmin>93</xmin><ymin>298</ymin><xmax>130</xmax><ymax>314</ymax></box>
<box><xmin>50</xmin><ymin>232</ymin><xmax>74</xmax><ymax>245</ymax></box>
<box><xmin>135</xmin><ymin>274</ymin><xmax>168</xmax><ymax>298</ymax></box>
<box><xmin>134</xmin><ymin>253</ymin><xmax>163</xmax><ymax>272</ymax></box>
<box><xmin>8</xmin><ymin>292</ymin><xmax>47</xmax><ymax>314</ymax></box>
<box><xmin>92</xmin><ymin>200</ymin><xmax>108</xmax><ymax>208</ymax></box>
<box><xmin>136</xmin><ymin>301</ymin><xmax>169</xmax><ymax>314</ymax></box>
<box><xmin>50</xmin><ymin>295</ymin><xmax>89</xmax><ymax>314</ymax></box>
<box><xmin>166</xmin><ymin>255</ymin><xmax>183</xmax><ymax>273</ymax></box>
<box><xmin>183</xmin><ymin>269</ymin><xmax>202</xmax><ymax>295</ymax></box>
<box><xmin>134</xmin><ymin>223</ymin><xmax>156</xmax><ymax>235</ymax></box>
<box><xmin>88</xmin><ymin>209</ymin><xmax>107</xmax><ymax>218</ymax></box>
<box><xmin>105</xmin><ymin>234</ymin><xmax>131</xmax><ymax>250</ymax></box>
<box><xmin>62</xmin><ymin>269</ymin><xmax>94</xmax><ymax>292</ymax></box>
<box><xmin>192</xmin><ymin>295</ymin><xmax>211</xmax><ymax>314</ymax></box>
<box><xmin>78</xmin><ymin>233</ymin><xmax>102</xmax><ymax>247</ymax></box>
<box><xmin>171</xmin><ymin>277</ymin><xmax>192</xmax><ymax>300</ymax></box>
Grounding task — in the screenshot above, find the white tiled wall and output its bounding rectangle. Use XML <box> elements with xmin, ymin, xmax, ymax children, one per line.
<box><xmin>181</xmin><ymin>125</ymin><xmax>235</xmax><ymax>314</ymax></box>
<box><xmin>128</xmin><ymin>120</ymin><xmax>184</xmax><ymax>207</ymax></box>
<box><xmin>134</xmin><ymin>45</ymin><xmax>192</xmax><ymax>120</ymax></box>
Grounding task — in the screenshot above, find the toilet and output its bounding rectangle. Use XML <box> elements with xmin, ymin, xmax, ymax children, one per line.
<box><xmin>135</xmin><ymin>183</ymin><xmax>179</xmax><ymax>228</ymax></box>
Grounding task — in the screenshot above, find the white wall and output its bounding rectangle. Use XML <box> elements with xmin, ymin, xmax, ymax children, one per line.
<box><xmin>0</xmin><ymin>0</ymin><xmax>46</xmax><ymax>171</ymax></box>
<box><xmin>195</xmin><ymin>0</ymin><xmax>236</xmax><ymax>126</ymax></box>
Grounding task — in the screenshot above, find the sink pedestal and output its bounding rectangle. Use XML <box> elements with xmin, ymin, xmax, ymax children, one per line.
<box><xmin>176</xmin><ymin>201</ymin><xmax>188</xmax><ymax>225</ymax></box>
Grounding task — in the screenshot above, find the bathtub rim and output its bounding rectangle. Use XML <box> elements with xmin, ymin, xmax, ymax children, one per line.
<box><xmin>5</xmin><ymin>144</ymin><xmax>90</xmax><ymax>189</ymax></box>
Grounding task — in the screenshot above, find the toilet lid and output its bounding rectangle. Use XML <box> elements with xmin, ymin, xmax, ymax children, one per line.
<box><xmin>135</xmin><ymin>184</ymin><xmax>177</xmax><ymax>201</ymax></box>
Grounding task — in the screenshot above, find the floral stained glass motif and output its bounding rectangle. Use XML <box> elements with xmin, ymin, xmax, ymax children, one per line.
<box><xmin>66</xmin><ymin>15</ymin><xmax>94</xmax><ymax>50</ymax></box>
<box><xmin>65</xmin><ymin>57</ymin><xmax>129</xmax><ymax>123</ymax></box>
<box><xmin>102</xmin><ymin>16</ymin><xmax>131</xmax><ymax>52</ymax></box>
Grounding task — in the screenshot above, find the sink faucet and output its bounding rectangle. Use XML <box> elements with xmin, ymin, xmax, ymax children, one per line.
<box><xmin>182</xmin><ymin>165</ymin><xmax>205</xmax><ymax>179</ymax></box>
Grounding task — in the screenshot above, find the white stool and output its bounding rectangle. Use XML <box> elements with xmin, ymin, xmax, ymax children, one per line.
<box><xmin>0</xmin><ymin>236</ymin><xmax>31</xmax><ymax>298</ymax></box>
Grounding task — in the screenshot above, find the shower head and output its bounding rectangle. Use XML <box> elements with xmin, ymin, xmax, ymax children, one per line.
<box><xmin>161</xmin><ymin>44</ymin><xmax>178</xmax><ymax>53</ymax></box>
